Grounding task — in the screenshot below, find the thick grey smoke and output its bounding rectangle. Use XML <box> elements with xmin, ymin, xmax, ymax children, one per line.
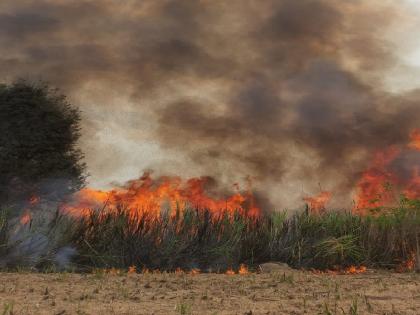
<box><xmin>1</xmin><ymin>0</ymin><xmax>420</xmax><ymax>208</ymax></box>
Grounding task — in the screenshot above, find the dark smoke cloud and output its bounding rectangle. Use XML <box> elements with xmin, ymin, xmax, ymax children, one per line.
<box><xmin>1</xmin><ymin>0</ymin><xmax>420</xmax><ymax>208</ymax></box>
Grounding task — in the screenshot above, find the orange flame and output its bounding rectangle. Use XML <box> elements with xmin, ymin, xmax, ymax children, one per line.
<box><xmin>61</xmin><ymin>173</ymin><xmax>260</xmax><ymax>220</ymax></box>
<box><xmin>189</xmin><ymin>268</ymin><xmax>200</xmax><ymax>275</ymax></box>
<box><xmin>396</xmin><ymin>252</ymin><xmax>416</xmax><ymax>273</ymax></box>
<box><xmin>409</xmin><ymin>129</ymin><xmax>420</xmax><ymax>151</ymax></box>
<box><xmin>403</xmin><ymin>167</ymin><xmax>420</xmax><ymax>200</ymax></box>
<box><xmin>20</xmin><ymin>211</ymin><xmax>31</xmax><ymax>225</ymax></box>
<box><xmin>354</xmin><ymin>147</ymin><xmax>400</xmax><ymax>213</ymax></box>
<box><xmin>175</xmin><ymin>268</ymin><xmax>184</xmax><ymax>275</ymax></box>
<box><xmin>225</xmin><ymin>268</ymin><xmax>235</xmax><ymax>275</ymax></box>
<box><xmin>20</xmin><ymin>195</ymin><xmax>40</xmax><ymax>225</ymax></box>
<box><xmin>344</xmin><ymin>265</ymin><xmax>367</xmax><ymax>275</ymax></box>
<box><xmin>238</xmin><ymin>264</ymin><xmax>249</xmax><ymax>275</ymax></box>
<box><xmin>303</xmin><ymin>191</ymin><xmax>332</xmax><ymax>213</ymax></box>
<box><xmin>314</xmin><ymin>265</ymin><xmax>367</xmax><ymax>275</ymax></box>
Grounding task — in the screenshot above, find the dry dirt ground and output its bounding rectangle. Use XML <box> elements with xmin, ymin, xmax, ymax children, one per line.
<box><xmin>0</xmin><ymin>269</ymin><xmax>419</xmax><ymax>315</ymax></box>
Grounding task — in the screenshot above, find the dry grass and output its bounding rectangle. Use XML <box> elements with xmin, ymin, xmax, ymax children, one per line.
<box><xmin>65</xmin><ymin>205</ymin><xmax>420</xmax><ymax>271</ymax></box>
<box><xmin>0</xmin><ymin>269</ymin><xmax>419</xmax><ymax>315</ymax></box>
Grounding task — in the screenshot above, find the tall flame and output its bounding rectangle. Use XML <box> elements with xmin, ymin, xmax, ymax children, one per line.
<box><xmin>59</xmin><ymin>129</ymin><xmax>420</xmax><ymax>218</ymax></box>
<box><xmin>403</xmin><ymin>167</ymin><xmax>420</xmax><ymax>200</ymax></box>
<box><xmin>61</xmin><ymin>172</ymin><xmax>260</xmax><ymax>219</ymax></box>
<box><xmin>303</xmin><ymin>191</ymin><xmax>332</xmax><ymax>213</ymax></box>
<box><xmin>20</xmin><ymin>195</ymin><xmax>40</xmax><ymax>225</ymax></box>
<box><xmin>354</xmin><ymin>128</ymin><xmax>420</xmax><ymax>213</ymax></box>
<box><xmin>354</xmin><ymin>147</ymin><xmax>400</xmax><ymax>212</ymax></box>
<box><xmin>409</xmin><ymin>129</ymin><xmax>420</xmax><ymax>151</ymax></box>
<box><xmin>404</xmin><ymin>129</ymin><xmax>420</xmax><ymax>200</ymax></box>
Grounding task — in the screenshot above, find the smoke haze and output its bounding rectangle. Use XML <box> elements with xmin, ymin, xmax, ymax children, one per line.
<box><xmin>2</xmin><ymin>0</ymin><xmax>420</xmax><ymax>209</ymax></box>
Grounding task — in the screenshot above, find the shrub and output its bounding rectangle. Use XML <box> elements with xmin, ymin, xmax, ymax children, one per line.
<box><xmin>0</xmin><ymin>80</ymin><xmax>86</xmax><ymax>210</ymax></box>
<box><xmin>2</xmin><ymin>199</ymin><xmax>419</xmax><ymax>271</ymax></box>
<box><xmin>63</xmin><ymin>201</ymin><xmax>420</xmax><ymax>271</ymax></box>
<box><xmin>67</xmin><ymin>207</ymin><xmax>272</xmax><ymax>271</ymax></box>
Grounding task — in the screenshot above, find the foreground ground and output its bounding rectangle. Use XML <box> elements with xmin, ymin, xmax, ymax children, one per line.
<box><xmin>0</xmin><ymin>268</ymin><xmax>419</xmax><ymax>315</ymax></box>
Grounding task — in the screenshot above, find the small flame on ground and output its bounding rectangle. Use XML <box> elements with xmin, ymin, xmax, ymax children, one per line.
<box><xmin>189</xmin><ymin>268</ymin><xmax>200</xmax><ymax>275</ymax></box>
<box><xmin>312</xmin><ymin>265</ymin><xmax>367</xmax><ymax>275</ymax></box>
<box><xmin>343</xmin><ymin>265</ymin><xmax>367</xmax><ymax>275</ymax></box>
<box><xmin>396</xmin><ymin>252</ymin><xmax>416</xmax><ymax>273</ymax></box>
<box><xmin>238</xmin><ymin>264</ymin><xmax>249</xmax><ymax>275</ymax></box>
<box><xmin>92</xmin><ymin>266</ymin><xmax>253</xmax><ymax>276</ymax></box>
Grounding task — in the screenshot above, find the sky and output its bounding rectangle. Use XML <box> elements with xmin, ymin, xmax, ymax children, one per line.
<box><xmin>386</xmin><ymin>0</ymin><xmax>420</xmax><ymax>91</ymax></box>
<box><xmin>2</xmin><ymin>0</ymin><xmax>420</xmax><ymax>209</ymax></box>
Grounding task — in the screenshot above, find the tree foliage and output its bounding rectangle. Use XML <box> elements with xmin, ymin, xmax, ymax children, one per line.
<box><xmin>0</xmin><ymin>81</ymin><xmax>86</xmax><ymax>208</ymax></box>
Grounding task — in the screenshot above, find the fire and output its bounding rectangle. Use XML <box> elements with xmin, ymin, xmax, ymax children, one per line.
<box><xmin>175</xmin><ymin>268</ymin><xmax>184</xmax><ymax>275</ymax></box>
<box><xmin>238</xmin><ymin>264</ymin><xmax>249</xmax><ymax>275</ymax></box>
<box><xmin>20</xmin><ymin>195</ymin><xmax>40</xmax><ymax>225</ymax></box>
<box><xmin>20</xmin><ymin>211</ymin><xmax>31</xmax><ymax>225</ymax></box>
<box><xmin>409</xmin><ymin>129</ymin><xmax>420</xmax><ymax>151</ymax></box>
<box><xmin>396</xmin><ymin>252</ymin><xmax>416</xmax><ymax>273</ymax></box>
<box><xmin>343</xmin><ymin>265</ymin><xmax>367</xmax><ymax>275</ymax></box>
<box><xmin>62</xmin><ymin>189</ymin><xmax>110</xmax><ymax>217</ymax></box>
<box><xmin>354</xmin><ymin>128</ymin><xmax>420</xmax><ymax>213</ymax></box>
<box><xmin>354</xmin><ymin>147</ymin><xmax>400</xmax><ymax>213</ymax></box>
<box><xmin>313</xmin><ymin>265</ymin><xmax>367</xmax><ymax>275</ymax></box>
<box><xmin>92</xmin><ymin>266</ymin><xmax>253</xmax><ymax>275</ymax></box>
<box><xmin>303</xmin><ymin>191</ymin><xmax>332</xmax><ymax>213</ymax></box>
<box><xmin>189</xmin><ymin>268</ymin><xmax>200</xmax><ymax>275</ymax></box>
<box><xmin>60</xmin><ymin>129</ymin><xmax>420</xmax><ymax>220</ymax></box>
<box><xmin>61</xmin><ymin>172</ymin><xmax>260</xmax><ymax>219</ymax></box>
<box><xmin>223</xmin><ymin>265</ymin><xmax>250</xmax><ymax>275</ymax></box>
<box><xmin>403</xmin><ymin>167</ymin><xmax>420</xmax><ymax>200</ymax></box>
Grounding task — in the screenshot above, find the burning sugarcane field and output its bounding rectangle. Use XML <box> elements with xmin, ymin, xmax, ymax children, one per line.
<box><xmin>1</xmin><ymin>0</ymin><xmax>420</xmax><ymax>314</ymax></box>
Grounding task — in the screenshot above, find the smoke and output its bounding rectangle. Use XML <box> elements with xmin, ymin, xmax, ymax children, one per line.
<box><xmin>1</xmin><ymin>0</ymin><xmax>420</xmax><ymax>208</ymax></box>
<box><xmin>0</xmin><ymin>213</ymin><xmax>77</xmax><ymax>270</ymax></box>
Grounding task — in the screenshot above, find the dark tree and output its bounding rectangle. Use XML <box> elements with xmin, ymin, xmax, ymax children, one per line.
<box><xmin>0</xmin><ymin>81</ymin><xmax>86</xmax><ymax>208</ymax></box>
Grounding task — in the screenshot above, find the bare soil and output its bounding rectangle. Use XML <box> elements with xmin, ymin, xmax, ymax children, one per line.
<box><xmin>0</xmin><ymin>269</ymin><xmax>419</xmax><ymax>315</ymax></box>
